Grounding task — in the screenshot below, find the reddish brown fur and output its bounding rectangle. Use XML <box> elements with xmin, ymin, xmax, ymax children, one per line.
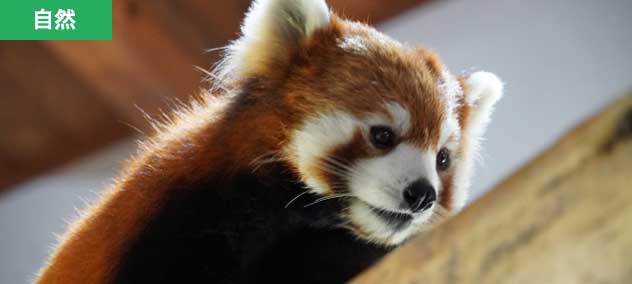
<box><xmin>456</xmin><ymin>76</ymin><xmax>472</xmax><ymax>130</ymax></box>
<box><xmin>415</xmin><ymin>48</ymin><xmax>443</xmax><ymax>79</ymax></box>
<box><xmin>285</xmin><ymin>17</ymin><xmax>446</xmax><ymax>148</ymax></box>
<box><xmin>319</xmin><ymin>130</ymin><xmax>371</xmax><ymax>193</ymax></box>
<box><xmin>439</xmin><ymin>171</ymin><xmax>455</xmax><ymax>211</ymax></box>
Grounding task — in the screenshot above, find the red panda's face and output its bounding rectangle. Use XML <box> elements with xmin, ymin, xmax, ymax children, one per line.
<box><xmin>222</xmin><ymin>0</ymin><xmax>503</xmax><ymax>246</ymax></box>
<box><xmin>284</xmin><ymin>101</ymin><xmax>459</xmax><ymax>245</ymax></box>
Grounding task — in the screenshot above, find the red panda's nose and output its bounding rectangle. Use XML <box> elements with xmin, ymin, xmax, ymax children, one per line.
<box><xmin>403</xmin><ymin>179</ymin><xmax>436</xmax><ymax>213</ymax></box>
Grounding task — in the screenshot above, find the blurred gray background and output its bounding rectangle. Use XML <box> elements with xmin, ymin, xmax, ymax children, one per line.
<box><xmin>1</xmin><ymin>0</ymin><xmax>631</xmax><ymax>283</ymax></box>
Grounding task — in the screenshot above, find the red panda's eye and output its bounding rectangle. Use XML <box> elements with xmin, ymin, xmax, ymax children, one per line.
<box><xmin>370</xmin><ymin>126</ymin><xmax>395</xmax><ymax>149</ymax></box>
<box><xmin>436</xmin><ymin>147</ymin><xmax>451</xmax><ymax>171</ymax></box>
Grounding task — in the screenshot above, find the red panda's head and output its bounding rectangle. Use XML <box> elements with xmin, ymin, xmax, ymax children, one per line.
<box><xmin>215</xmin><ymin>0</ymin><xmax>503</xmax><ymax>246</ymax></box>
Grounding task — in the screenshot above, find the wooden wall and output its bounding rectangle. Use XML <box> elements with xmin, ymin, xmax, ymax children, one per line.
<box><xmin>0</xmin><ymin>0</ymin><xmax>428</xmax><ymax>190</ymax></box>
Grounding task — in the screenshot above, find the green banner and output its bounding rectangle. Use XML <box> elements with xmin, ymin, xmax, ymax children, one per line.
<box><xmin>0</xmin><ymin>0</ymin><xmax>112</xmax><ymax>40</ymax></box>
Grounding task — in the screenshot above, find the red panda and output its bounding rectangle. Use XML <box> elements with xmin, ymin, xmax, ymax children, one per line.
<box><xmin>37</xmin><ymin>0</ymin><xmax>503</xmax><ymax>283</ymax></box>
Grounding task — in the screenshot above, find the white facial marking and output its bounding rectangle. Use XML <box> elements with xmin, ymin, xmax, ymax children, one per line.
<box><xmin>364</xmin><ymin>102</ymin><xmax>411</xmax><ymax>137</ymax></box>
<box><xmin>385</xmin><ymin>102</ymin><xmax>412</xmax><ymax>135</ymax></box>
<box><xmin>348</xmin><ymin>143</ymin><xmax>439</xmax><ymax>212</ymax></box>
<box><xmin>348</xmin><ymin>198</ymin><xmax>435</xmax><ymax>245</ymax></box>
<box><xmin>439</xmin><ymin>115</ymin><xmax>460</xmax><ymax>150</ymax></box>
<box><xmin>286</xmin><ymin>111</ymin><xmax>357</xmax><ymax>194</ymax></box>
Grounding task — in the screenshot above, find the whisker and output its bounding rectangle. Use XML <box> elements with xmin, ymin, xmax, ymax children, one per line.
<box><xmin>311</xmin><ymin>162</ymin><xmax>350</xmax><ymax>180</ymax></box>
<box><xmin>303</xmin><ymin>193</ymin><xmax>354</xmax><ymax>208</ymax></box>
<box><xmin>322</xmin><ymin>156</ymin><xmax>356</xmax><ymax>173</ymax></box>
<box><xmin>317</xmin><ymin>156</ymin><xmax>358</xmax><ymax>176</ymax></box>
<box><xmin>204</xmin><ymin>46</ymin><xmax>227</xmax><ymax>53</ymax></box>
<box><xmin>284</xmin><ymin>190</ymin><xmax>310</xmax><ymax>208</ymax></box>
<box><xmin>250</xmin><ymin>151</ymin><xmax>283</xmax><ymax>172</ymax></box>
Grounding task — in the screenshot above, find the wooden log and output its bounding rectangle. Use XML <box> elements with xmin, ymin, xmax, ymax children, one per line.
<box><xmin>353</xmin><ymin>93</ymin><xmax>632</xmax><ymax>284</ymax></box>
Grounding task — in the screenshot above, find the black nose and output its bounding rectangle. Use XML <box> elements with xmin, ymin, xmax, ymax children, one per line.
<box><xmin>403</xmin><ymin>179</ymin><xmax>436</xmax><ymax>213</ymax></box>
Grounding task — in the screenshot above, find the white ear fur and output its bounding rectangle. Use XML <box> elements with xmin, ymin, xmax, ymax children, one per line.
<box><xmin>464</xmin><ymin>71</ymin><xmax>503</xmax><ymax>138</ymax></box>
<box><xmin>217</xmin><ymin>0</ymin><xmax>331</xmax><ymax>82</ymax></box>
<box><xmin>450</xmin><ymin>71</ymin><xmax>502</xmax><ymax>211</ymax></box>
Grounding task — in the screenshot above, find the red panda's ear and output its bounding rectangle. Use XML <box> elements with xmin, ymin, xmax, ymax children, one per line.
<box><xmin>461</xmin><ymin>71</ymin><xmax>503</xmax><ymax>139</ymax></box>
<box><xmin>217</xmin><ymin>0</ymin><xmax>331</xmax><ymax>82</ymax></box>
